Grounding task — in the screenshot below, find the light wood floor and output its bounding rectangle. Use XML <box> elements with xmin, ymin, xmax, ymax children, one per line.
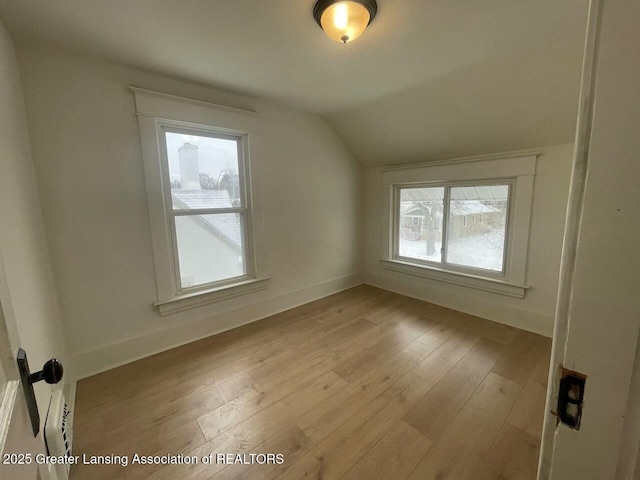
<box><xmin>71</xmin><ymin>285</ymin><xmax>551</xmax><ymax>480</ymax></box>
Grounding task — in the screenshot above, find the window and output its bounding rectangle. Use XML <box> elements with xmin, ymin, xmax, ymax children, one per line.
<box><xmin>133</xmin><ymin>87</ymin><xmax>268</xmax><ymax>315</ymax></box>
<box><xmin>380</xmin><ymin>153</ymin><xmax>537</xmax><ymax>298</ymax></box>
<box><xmin>395</xmin><ymin>182</ymin><xmax>510</xmax><ymax>275</ymax></box>
<box><xmin>160</xmin><ymin>127</ymin><xmax>250</xmax><ymax>292</ymax></box>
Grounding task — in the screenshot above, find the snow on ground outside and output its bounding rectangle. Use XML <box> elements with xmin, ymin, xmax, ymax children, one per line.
<box><xmin>399</xmin><ymin>231</ymin><xmax>504</xmax><ymax>272</ymax></box>
<box><xmin>399</xmin><ymin>237</ymin><xmax>443</xmax><ymax>263</ymax></box>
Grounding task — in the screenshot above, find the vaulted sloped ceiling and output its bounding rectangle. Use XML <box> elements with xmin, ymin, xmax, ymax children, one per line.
<box><xmin>0</xmin><ymin>0</ymin><xmax>588</xmax><ymax>166</ymax></box>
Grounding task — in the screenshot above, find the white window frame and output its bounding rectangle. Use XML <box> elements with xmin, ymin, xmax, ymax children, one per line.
<box><xmin>132</xmin><ymin>87</ymin><xmax>269</xmax><ymax>315</ymax></box>
<box><xmin>392</xmin><ymin>178</ymin><xmax>514</xmax><ymax>280</ymax></box>
<box><xmin>158</xmin><ymin>122</ymin><xmax>254</xmax><ymax>294</ymax></box>
<box><xmin>380</xmin><ymin>153</ymin><xmax>537</xmax><ymax>299</ymax></box>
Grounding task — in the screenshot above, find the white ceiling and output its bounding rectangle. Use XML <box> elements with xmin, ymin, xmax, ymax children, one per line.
<box><xmin>0</xmin><ymin>0</ymin><xmax>589</xmax><ymax>165</ymax></box>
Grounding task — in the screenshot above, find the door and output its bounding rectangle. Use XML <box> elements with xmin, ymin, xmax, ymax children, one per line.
<box><xmin>538</xmin><ymin>0</ymin><xmax>640</xmax><ymax>478</ymax></box>
<box><xmin>0</xmin><ymin>256</ymin><xmax>49</xmax><ymax>480</ymax></box>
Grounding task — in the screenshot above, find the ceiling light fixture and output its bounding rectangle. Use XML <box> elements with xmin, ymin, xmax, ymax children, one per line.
<box><xmin>313</xmin><ymin>0</ymin><xmax>378</xmax><ymax>44</ymax></box>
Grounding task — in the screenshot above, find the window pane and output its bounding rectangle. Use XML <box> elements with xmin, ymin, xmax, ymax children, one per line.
<box><xmin>165</xmin><ymin>131</ymin><xmax>241</xmax><ymax>209</ymax></box>
<box><xmin>446</xmin><ymin>185</ymin><xmax>509</xmax><ymax>272</ymax></box>
<box><xmin>175</xmin><ymin>213</ymin><xmax>245</xmax><ymax>288</ymax></box>
<box><xmin>398</xmin><ymin>187</ymin><xmax>445</xmax><ymax>262</ymax></box>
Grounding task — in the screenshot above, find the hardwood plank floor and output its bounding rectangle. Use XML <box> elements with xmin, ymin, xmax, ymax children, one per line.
<box><xmin>71</xmin><ymin>285</ymin><xmax>551</xmax><ymax>480</ymax></box>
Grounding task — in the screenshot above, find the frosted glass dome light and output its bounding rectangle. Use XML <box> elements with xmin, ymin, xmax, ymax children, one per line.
<box><xmin>313</xmin><ymin>0</ymin><xmax>378</xmax><ymax>44</ymax></box>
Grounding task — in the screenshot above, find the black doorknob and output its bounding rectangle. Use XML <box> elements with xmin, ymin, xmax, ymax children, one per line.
<box><xmin>17</xmin><ymin>348</ymin><xmax>65</xmax><ymax>437</ymax></box>
<box><xmin>31</xmin><ymin>358</ymin><xmax>64</xmax><ymax>384</ymax></box>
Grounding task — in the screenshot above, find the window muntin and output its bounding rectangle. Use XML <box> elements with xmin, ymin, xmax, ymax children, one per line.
<box><xmin>394</xmin><ymin>181</ymin><xmax>511</xmax><ymax>276</ymax></box>
<box><xmin>159</xmin><ymin>125</ymin><xmax>251</xmax><ymax>292</ymax></box>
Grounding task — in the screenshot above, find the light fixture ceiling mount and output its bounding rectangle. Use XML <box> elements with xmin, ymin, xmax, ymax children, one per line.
<box><xmin>313</xmin><ymin>0</ymin><xmax>378</xmax><ymax>44</ymax></box>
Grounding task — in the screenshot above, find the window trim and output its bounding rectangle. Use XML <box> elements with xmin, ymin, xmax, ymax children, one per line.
<box><xmin>154</xmin><ymin>278</ymin><xmax>270</xmax><ymax>316</ymax></box>
<box><xmin>132</xmin><ymin>87</ymin><xmax>269</xmax><ymax>314</ymax></box>
<box><xmin>379</xmin><ymin>258</ymin><xmax>528</xmax><ymax>298</ymax></box>
<box><xmin>380</xmin><ymin>153</ymin><xmax>537</xmax><ymax>298</ymax></box>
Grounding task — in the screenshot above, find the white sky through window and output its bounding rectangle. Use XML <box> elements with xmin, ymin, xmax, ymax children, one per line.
<box><xmin>165</xmin><ymin>132</ymin><xmax>238</xmax><ymax>183</ymax></box>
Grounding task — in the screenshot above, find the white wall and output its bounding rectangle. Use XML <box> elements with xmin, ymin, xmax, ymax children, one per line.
<box><xmin>364</xmin><ymin>144</ymin><xmax>574</xmax><ymax>336</ymax></box>
<box><xmin>0</xmin><ymin>22</ymin><xmax>66</xmax><ymax>422</ymax></box>
<box><xmin>16</xmin><ymin>46</ymin><xmax>364</xmax><ymax>380</ymax></box>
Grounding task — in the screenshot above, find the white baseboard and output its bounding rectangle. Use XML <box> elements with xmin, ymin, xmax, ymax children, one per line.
<box><xmin>364</xmin><ymin>271</ymin><xmax>554</xmax><ymax>337</ymax></box>
<box><xmin>67</xmin><ymin>268</ymin><xmax>551</xmax><ymax>388</ymax></box>
<box><xmin>68</xmin><ymin>272</ymin><xmax>363</xmax><ymax>381</ymax></box>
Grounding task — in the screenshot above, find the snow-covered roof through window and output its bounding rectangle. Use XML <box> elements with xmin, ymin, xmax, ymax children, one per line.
<box><xmin>172</xmin><ymin>190</ymin><xmax>242</xmax><ymax>251</ymax></box>
<box><xmin>400</xmin><ymin>185</ymin><xmax>508</xmax><ymax>202</ymax></box>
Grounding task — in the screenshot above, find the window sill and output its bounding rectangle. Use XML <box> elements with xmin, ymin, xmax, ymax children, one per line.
<box><xmin>155</xmin><ymin>278</ymin><xmax>271</xmax><ymax>316</ymax></box>
<box><xmin>379</xmin><ymin>259</ymin><xmax>529</xmax><ymax>298</ymax></box>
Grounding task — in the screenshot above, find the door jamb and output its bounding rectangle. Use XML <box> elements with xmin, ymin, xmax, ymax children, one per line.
<box><xmin>537</xmin><ymin>0</ymin><xmax>603</xmax><ymax>478</ymax></box>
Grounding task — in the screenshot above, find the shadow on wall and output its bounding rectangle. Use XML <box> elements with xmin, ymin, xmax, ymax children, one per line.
<box><xmin>327</xmin><ymin>28</ymin><xmax>587</xmax><ymax>166</ymax></box>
